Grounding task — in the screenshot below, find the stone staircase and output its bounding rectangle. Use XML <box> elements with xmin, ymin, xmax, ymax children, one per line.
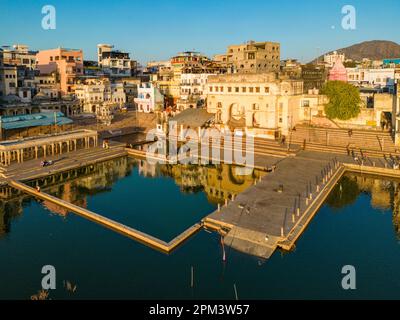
<box><xmin>290</xmin><ymin>125</ymin><xmax>398</xmax><ymax>155</ymax></box>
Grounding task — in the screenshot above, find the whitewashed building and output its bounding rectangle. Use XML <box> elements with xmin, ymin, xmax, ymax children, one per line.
<box><xmin>97</xmin><ymin>44</ymin><xmax>133</xmax><ymax>77</ymax></box>
<box><xmin>324</xmin><ymin>51</ymin><xmax>345</xmax><ymax>67</ymax></box>
<box><xmin>134</xmin><ymin>83</ymin><xmax>164</xmax><ymax>113</ymax></box>
<box><xmin>347</xmin><ymin>68</ymin><xmax>396</xmax><ymax>92</ymax></box>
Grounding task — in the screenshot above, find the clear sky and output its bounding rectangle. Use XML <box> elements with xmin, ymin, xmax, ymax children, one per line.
<box><xmin>1</xmin><ymin>0</ymin><xmax>399</xmax><ymax>64</ymax></box>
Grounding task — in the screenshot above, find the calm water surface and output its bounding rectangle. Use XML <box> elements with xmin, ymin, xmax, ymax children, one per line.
<box><xmin>1</xmin><ymin>159</ymin><xmax>400</xmax><ymax>299</ymax></box>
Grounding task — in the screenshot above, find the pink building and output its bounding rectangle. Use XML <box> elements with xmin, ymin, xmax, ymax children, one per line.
<box><xmin>36</xmin><ymin>48</ymin><xmax>83</xmax><ymax>95</ymax></box>
<box><xmin>328</xmin><ymin>59</ymin><xmax>348</xmax><ymax>82</ymax></box>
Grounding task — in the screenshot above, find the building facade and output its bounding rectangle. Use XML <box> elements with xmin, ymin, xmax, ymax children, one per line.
<box><xmin>324</xmin><ymin>51</ymin><xmax>345</xmax><ymax>67</ymax></box>
<box><xmin>206</xmin><ymin>73</ymin><xmax>304</xmax><ymax>138</ymax></box>
<box><xmin>214</xmin><ymin>41</ymin><xmax>281</xmax><ymax>74</ymax></box>
<box><xmin>36</xmin><ymin>48</ymin><xmax>84</xmax><ymax>95</ymax></box>
<box><xmin>347</xmin><ymin>67</ymin><xmax>396</xmax><ymax>92</ymax></box>
<box><xmin>75</xmin><ymin>78</ymin><xmax>126</xmax><ymax>113</ymax></box>
<box><xmin>134</xmin><ymin>83</ymin><xmax>164</xmax><ymax>113</ymax></box>
<box><xmin>0</xmin><ymin>44</ymin><xmax>37</xmax><ymax>70</ymax></box>
<box><xmin>97</xmin><ymin>44</ymin><xmax>136</xmax><ymax>77</ymax></box>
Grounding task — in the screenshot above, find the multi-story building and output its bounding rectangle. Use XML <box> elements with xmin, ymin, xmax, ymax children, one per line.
<box><xmin>152</xmin><ymin>66</ymin><xmax>179</xmax><ymax>108</ymax></box>
<box><xmin>1</xmin><ymin>44</ymin><xmax>37</xmax><ymax>70</ymax></box>
<box><xmin>97</xmin><ymin>44</ymin><xmax>137</xmax><ymax>77</ymax></box>
<box><xmin>347</xmin><ymin>67</ymin><xmax>396</xmax><ymax>92</ymax></box>
<box><xmin>119</xmin><ymin>77</ymin><xmax>140</xmax><ymax>106</ymax></box>
<box><xmin>75</xmin><ymin>78</ymin><xmax>126</xmax><ymax>113</ymax></box>
<box><xmin>394</xmin><ymin>83</ymin><xmax>400</xmax><ymax>145</ymax></box>
<box><xmin>324</xmin><ymin>51</ymin><xmax>345</xmax><ymax>67</ymax></box>
<box><xmin>301</xmin><ymin>64</ymin><xmax>327</xmax><ymax>93</ymax></box>
<box><xmin>206</xmin><ymin>73</ymin><xmax>304</xmax><ymax>138</ymax></box>
<box><xmin>36</xmin><ymin>48</ymin><xmax>84</xmax><ymax>95</ymax></box>
<box><xmin>280</xmin><ymin>59</ymin><xmax>302</xmax><ymax>79</ymax></box>
<box><xmin>145</xmin><ymin>60</ymin><xmax>171</xmax><ymax>74</ymax></box>
<box><xmin>0</xmin><ymin>49</ymin><xmax>4</xmax><ymax>96</ymax></box>
<box><xmin>134</xmin><ymin>83</ymin><xmax>164</xmax><ymax>113</ymax></box>
<box><xmin>214</xmin><ymin>41</ymin><xmax>281</xmax><ymax>74</ymax></box>
<box><xmin>177</xmin><ymin>66</ymin><xmax>221</xmax><ymax>111</ymax></box>
<box><xmin>34</xmin><ymin>72</ymin><xmax>60</xmax><ymax>99</ymax></box>
<box><xmin>0</xmin><ymin>65</ymin><xmax>18</xmax><ymax>96</ymax></box>
<box><xmin>383</xmin><ymin>58</ymin><xmax>400</xmax><ymax>68</ymax></box>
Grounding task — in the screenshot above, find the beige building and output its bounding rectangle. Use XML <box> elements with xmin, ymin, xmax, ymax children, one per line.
<box><xmin>34</xmin><ymin>72</ymin><xmax>60</xmax><ymax>99</ymax></box>
<box><xmin>206</xmin><ymin>73</ymin><xmax>304</xmax><ymax>138</ymax></box>
<box><xmin>395</xmin><ymin>83</ymin><xmax>400</xmax><ymax>145</ymax></box>
<box><xmin>1</xmin><ymin>44</ymin><xmax>37</xmax><ymax>70</ymax></box>
<box><xmin>214</xmin><ymin>41</ymin><xmax>280</xmax><ymax>74</ymax></box>
<box><xmin>75</xmin><ymin>78</ymin><xmax>126</xmax><ymax>113</ymax></box>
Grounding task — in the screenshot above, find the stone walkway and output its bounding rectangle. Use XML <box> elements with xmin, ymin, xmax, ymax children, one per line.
<box><xmin>0</xmin><ymin>141</ymin><xmax>127</xmax><ymax>182</ymax></box>
<box><xmin>205</xmin><ymin>149</ymin><xmax>400</xmax><ymax>259</ymax></box>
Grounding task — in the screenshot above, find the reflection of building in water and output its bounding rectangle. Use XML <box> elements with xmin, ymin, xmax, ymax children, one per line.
<box><xmin>347</xmin><ymin>174</ymin><xmax>400</xmax><ymax>239</ymax></box>
<box><xmin>74</xmin><ymin>157</ymin><xmax>132</xmax><ymax>192</ymax></box>
<box><xmin>138</xmin><ymin>159</ymin><xmax>158</xmax><ymax>178</ymax></box>
<box><xmin>392</xmin><ymin>182</ymin><xmax>400</xmax><ymax>238</ymax></box>
<box><xmin>42</xmin><ymin>183</ymin><xmax>87</xmax><ymax>216</ymax></box>
<box><xmin>0</xmin><ymin>198</ymin><xmax>24</xmax><ymax>237</ymax></box>
<box><xmin>157</xmin><ymin>162</ymin><xmax>265</xmax><ymax>204</ymax></box>
<box><xmin>352</xmin><ymin>175</ymin><xmax>393</xmax><ymax>210</ymax></box>
<box><xmin>0</xmin><ymin>157</ymin><xmax>134</xmax><ymax>227</ymax></box>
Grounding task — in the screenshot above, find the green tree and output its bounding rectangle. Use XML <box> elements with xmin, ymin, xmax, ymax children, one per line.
<box><xmin>321</xmin><ymin>81</ymin><xmax>361</xmax><ymax>120</ymax></box>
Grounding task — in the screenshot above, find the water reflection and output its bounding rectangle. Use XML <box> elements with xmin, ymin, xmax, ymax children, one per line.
<box><xmin>327</xmin><ymin>172</ymin><xmax>400</xmax><ymax>238</ymax></box>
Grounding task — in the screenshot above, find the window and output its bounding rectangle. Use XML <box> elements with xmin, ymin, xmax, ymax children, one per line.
<box><xmin>220</xmin><ymin>86</ymin><xmax>224</xmax><ymax>92</ymax></box>
<box><xmin>228</xmin><ymin>87</ymin><xmax>232</xmax><ymax>92</ymax></box>
<box><xmin>255</xmin><ymin>87</ymin><xmax>260</xmax><ymax>93</ymax></box>
<box><xmin>302</xmin><ymin>100</ymin><xmax>310</xmax><ymax>107</ymax></box>
<box><xmin>235</xmin><ymin>87</ymin><xmax>239</xmax><ymax>93</ymax></box>
<box><xmin>215</xmin><ymin>86</ymin><xmax>219</xmax><ymax>92</ymax></box>
<box><xmin>249</xmin><ymin>87</ymin><xmax>254</xmax><ymax>93</ymax></box>
<box><xmin>209</xmin><ymin>86</ymin><xmax>213</xmax><ymax>92</ymax></box>
<box><xmin>242</xmin><ymin>87</ymin><xmax>247</xmax><ymax>93</ymax></box>
<box><xmin>265</xmin><ymin>87</ymin><xmax>270</xmax><ymax>93</ymax></box>
<box><xmin>50</xmin><ymin>56</ymin><xmax>53</xmax><ymax>61</ymax></box>
<box><xmin>55</xmin><ymin>56</ymin><xmax>59</xmax><ymax>61</ymax></box>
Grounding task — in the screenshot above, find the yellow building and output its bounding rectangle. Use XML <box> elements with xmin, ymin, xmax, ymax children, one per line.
<box><xmin>206</xmin><ymin>73</ymin><xmax>305</xmax><ymax>138</ymax></box>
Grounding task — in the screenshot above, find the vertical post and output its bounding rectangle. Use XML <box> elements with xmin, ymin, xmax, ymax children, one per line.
<box><xmin>234</xmin><ymin>284</ymin><xmax>239</xmax><ymax>301</ymax></box>
<box><xmin>191</xmin><ymin>266</ymin><xmax>194</xmax><ymax>288</ymax></box>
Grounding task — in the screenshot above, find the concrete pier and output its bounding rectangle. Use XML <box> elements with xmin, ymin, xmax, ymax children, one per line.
<box><xmin>8</xmin><ymin>180</ymin><xmax>202</xmax><ymax>254</ymax></box>
<box><xmin>204</xmin><ymin>152</ymin><xmax>344</xmax><ymax>259</ymax></box>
